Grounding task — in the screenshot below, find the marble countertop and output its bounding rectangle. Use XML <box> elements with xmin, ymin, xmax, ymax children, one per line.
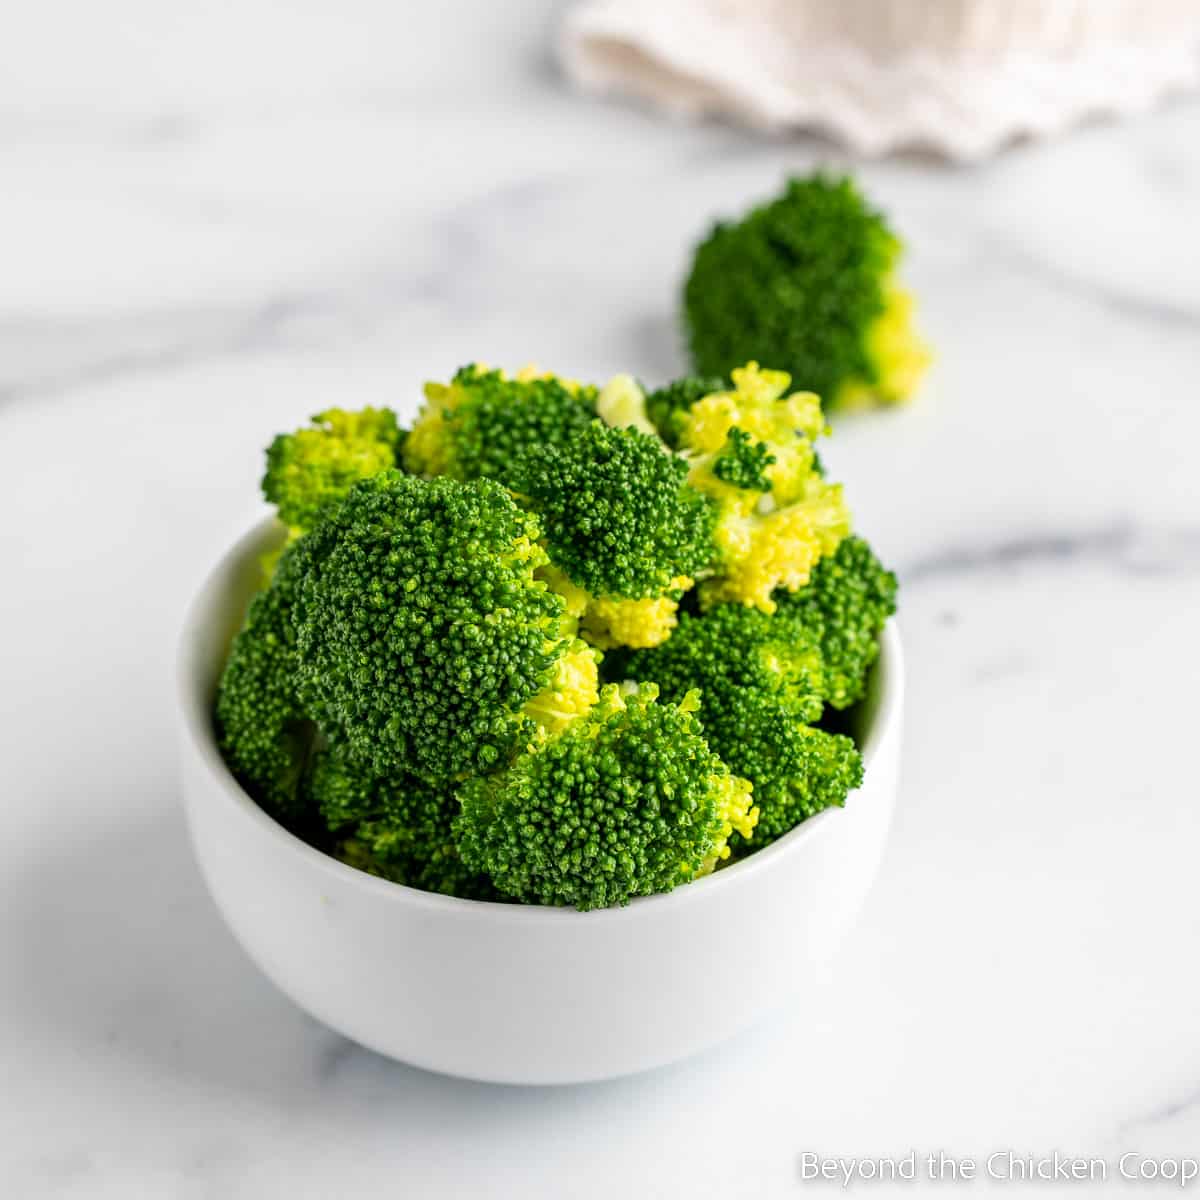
<box><xmin>3</xmin><ymin>1</ymin><xmax>1199</xmax><ymax>1195</ymax></box>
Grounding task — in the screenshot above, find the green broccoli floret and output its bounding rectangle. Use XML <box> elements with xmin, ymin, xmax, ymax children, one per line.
<box><xmin>622</xmin><ymin>602</ymin><xmax>825</xmax><ymax>724</ymax></box>
<box><xmin>305</xmin><ymin>744</ymin><xmax>495</xmax><ymax>899</ymax></box>
<box><xmin>403</xmin><ymin>364</ymin><xmax>597</xmax><ymax>485</ymax></box>
<box><xmin>721</xmin><ymin>694</ymin><xmax>862</xmax><ymax>844</ymax></box>
<box><xmin>643</xmin><ymin>374</ymin><xmax>725</xmax><ymax>448</ymax></box>
<box><xmin>455</xmin><ymin>685</ymin><xmax>757</xmax><ymax>910</ymax></box>
<box><xmin>292</xmin><ymin>470</ymin><xmax>598</xmax><ymax>782</ymax></box>
<box><xmin>508</xmin><ymin>421</ymin><xmax>716</xmax><ymax>649</ymax></box>
<box><xmin>262</xmin><ymin>407</ymin><xmax>403</xmax><ymax>535</ymax></box>
<box><xmin>214</xmin><ymin>538</ymin><xmax>315</xmax><ymax>821</ymax></box>
<box><xmin>622</xmin><ymin>603</ymin><xmax>861</xmax><ymax>844</ymax></box>
<box><xmin>774</xmin><ymin>535</ymin><xmax>898</xmax><ymax>709</ymax></box>
<box><xmin>684</xmin><ymin>174</ymin><xmax>929</xmax><ymax>410</ymax></box>
<box><xmin>711</xmin><ymin>427</ymin><xmax>776</xmax><ymax>492</ymax></box>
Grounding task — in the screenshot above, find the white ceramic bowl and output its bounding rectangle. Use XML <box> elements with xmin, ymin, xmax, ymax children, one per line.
<box><xmin>178</xmin><ymin>518</ymin><xmax>904</xmax><ymax>1085</ymax></box>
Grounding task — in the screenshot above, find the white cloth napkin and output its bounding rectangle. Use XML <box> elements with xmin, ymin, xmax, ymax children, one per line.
<box><xmin>559</xmin><ymin>0</ymin><xmax>1200</xmax><ymax>159</ymax></box>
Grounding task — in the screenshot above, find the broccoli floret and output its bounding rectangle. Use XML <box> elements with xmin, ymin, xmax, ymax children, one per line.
<box><xmin>262</xmin><ymin>408</ymin><xmax>403</xmax><ymax>535</ymax></box>
<box><xmin>511</xmin><ymin>422</ymin><xmax>714</xmax><ymax>599</ymax></box>
<box><xmin>684</xmin><ymin>174</ymin><xmax>929</xmax><ymax>410</ymax></box>
<box><xmin>774</xmin><ymin>535</ymin><xmax>897</xmax><ymax>709</ymax></box>
<box><xmin>510</xmin><ymin>421</ymin><xmax>717</xmax><ymax>649</ymax></box>
<box><xmin>643</xmin><ymin>374</ymin><xmax>725</xmax><ymax>448</ymax></box>
<box><xmin>623</xmin><ymin>604</ymin><xmax>862</xmax><ymax>844</ymax></box>
<box><xmin>215</xmin><ymin>538</ymin><xmax>315</xmax><ymax>821</ymax></box>
<box><xmin>293</xmin><ymin>470</ymin><xmax>597</xmax><ymax>782</ymax></box>
<box><xmin>455</xmin><ymin>685</ymin><xmax>758</xmax><ymax>910</ymax></box>
<box><xmin>305</xmin><ymin>744</ymin><xmax>495</xmax><ymax>899</ymax></box>
<box><xmin>623</xmin><ymin>602</ymin><xmax>825</xmax><ymax>724</ymax></box>
<box><xmin>677</xmin><ymin>363</ymin><xmax>850</xmax><ymax>611</ymax></box>
<box><xmin>711</xmin><ymin>427</ymin><xmax>775</xmax><ymax>492</ymax></box>
<box><xmin>721</xmin><ymin>694</ymin><xmax>862</xmax><ymax>844</ymax></box>
<box><xmin>403</xmin><ymin>364</ymin><xmax>597</xmax><ymax>484</ymax></box>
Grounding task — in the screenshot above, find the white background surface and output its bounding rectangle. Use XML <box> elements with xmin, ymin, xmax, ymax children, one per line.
<box><xmin>3</xmin><ymin>2</ymin><xmax>1199</xmax><ymax>1196</ymax></box>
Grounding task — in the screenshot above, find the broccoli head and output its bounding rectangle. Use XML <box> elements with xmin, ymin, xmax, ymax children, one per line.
<box><xmin>262</xmin><ymin>407</ymin><xmax>402</xmax><ymax>536</ymax></box>
<box><xmin>214</xmin><ymin>538</ymin><xmax>315</xmax><ymax>821</ymax></box>
<box><xmin>455</xmin><ymin>685</ymin><xmax>758</xmax><ymax>909</ymax></box>
<box><xmin>676</xmin><ymin>363</ymin><xmax>850</xmax><ymax>611</ymax></box>
<box><xmin>293</xmin><ymin>470</ymin><xmax>597</xmax><ymax>782</ymax></box>
<box><xmin>402</xmin><ymin>364</ymin><xmax>597</xmax><ymax>485</ymax></box>
<box><xmin>684</xmin><ymin>174</ymin><xmax>929</xmax><ymax>410</ymax></box>
<box><xmin>774</xmin><ymin>535</ymin><xmax>897</xmax><ymax>709</ymax></box>
<box><xmin>623</xmin><ymin>603</ymin><xmax>862</xmax><ymax>845</ymax></box>
<box><xmin>721</xmin><ymin>694</ymin><xmax>862</xmax><ymax>844</ymax></box>
<box><xmin>622</xmin><ymin>601</ymin><xmax>825</xmax><ymax>726</ymax></box>
<box><xmin>510</xmin><ymin>421</ymin><xmax>717</xmax><ymax>649</ymax></box>
<box><xmin>305</xmin><ymin>744</ymin><xmax>495</xmax><ymax>899</ymax></box>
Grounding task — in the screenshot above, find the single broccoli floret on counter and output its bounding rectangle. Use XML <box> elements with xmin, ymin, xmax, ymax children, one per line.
<box><xmin>774</xmin><ymin>535</ymin><xmax>898</xmax><ymax>709</ymax></box>
<box><xmin>215</xmin><ymin>539</ymin><xmax>315</xmax><ymax>821</ymax></box>
<box><xmin>684</xmin><ymin>174</ymin><xmax>929</xmax><ymax>410</ymax></box>
<box><xmin>292</xmin><ymin>470</ymin><xmax>598</xmax><ymax>782</ymax></box>
<box><xmin>262</xmin><ymin>407</ymin><xmax>403</xmax><ymax>536</ymax></box>
<box><xmin>403</xmin><ymin>364</ymin><xmax>597</xmax><ymax>484</ymax></box>
<box><xmin>676</xmin><ymin>363</ymin><xmax>850</xmax><ymax>611</ymax></box>
<box><xmin>643</xmin><ymin>374</ymin><xmax>726</xmax><ymax>448</ymax></box>
<box><xmin>305</xmin><ymin>744</ymin><xmax>495</xmax><ymax>899</ymax></box>
<box><xmin>510</xmin><ymin>421</ymin><xmax>717</xmax><ymax>649</ymax></box>
<box><xmin>455</xmin><ymin>685</ymin><xmax>758</xmax><ymax>910</ymax></box>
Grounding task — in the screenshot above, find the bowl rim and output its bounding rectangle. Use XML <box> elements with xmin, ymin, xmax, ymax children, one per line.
<box><xmin>179</xmin><ymin>515</ymin><xmax>904</xmax><ymax>924</ymax></box>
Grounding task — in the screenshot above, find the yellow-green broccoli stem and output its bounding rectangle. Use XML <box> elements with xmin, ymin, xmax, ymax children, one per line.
<box><xmin>455</xmin><ymin>684</ymin><xmax>757</xmax><ymax>910</ymax></box>
<box><xmin>676</xmin><ymin>363</ymin><xmax>850</xmax><ymax>611</ymax></box>
<box><xmin>684</xmin><ymin>172</ymin><xmax>928</xmax><ymax>410</ymax></box>
<box><xmin>578</xmin><ymin>578</ymin><xmax>693</xmax><ymax>650</ymax></box>
<box><xmin>521</xmin><ymin>642</ymin><xmax>601</xmax><ymax>734</ymax></box>
<box><xmin>594</xmin><ymin>373</ymin><xmax>659</xmax><ymax>438</ymax></box>
<box><xmin>835</xmin><ymin>281</ymin><xmax>931</xmax><ymax>409</ymax></box>
<box><xmin>292</xmin><ymin>471</ymin><xmax>578</xmax><ymax>783</ymax></box>
<box><xmin>403</xmin><ymin>363</ymin><xmax>598</xmax><ymax>485</ymax></box>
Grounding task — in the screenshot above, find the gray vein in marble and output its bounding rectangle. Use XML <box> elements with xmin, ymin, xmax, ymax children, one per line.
<box><xmin>0</xmin><ymin>296</ymin><xmax>341</xmax><ymax>406</ymax></box>
<box><xmin>1116</xmin><ymin>1085</ymin><xmax>1200</xmax><ymax>1136</ymax></box>
<box><xmin>981</xmin><ymin>234</ymin><xmax>1200</xmax><ymax>330</ymax></box>
<box><xmin>900</xmin><ymin>521</ymin><xmax>1200</xmax><ymax>583</ymax></box>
